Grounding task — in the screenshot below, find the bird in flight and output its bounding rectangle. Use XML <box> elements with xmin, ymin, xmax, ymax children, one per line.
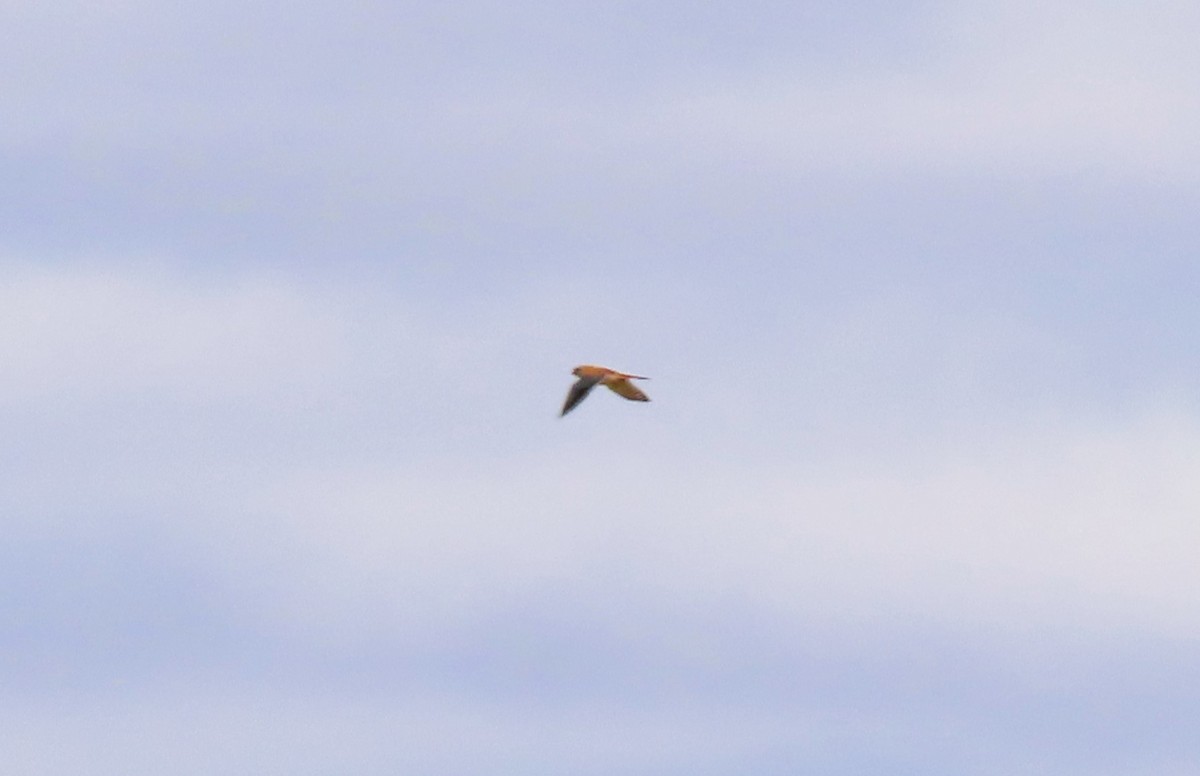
<box><xmin>560</xmin><ymin>364</ymin><xmax>650</xmax><ymax>416</ymax></box>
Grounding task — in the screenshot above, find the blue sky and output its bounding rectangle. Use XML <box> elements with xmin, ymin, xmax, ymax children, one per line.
<box><xmin>3</xmin><ymin>2</ymin><xmax>1200</xmax><ymax>774</ymax></box>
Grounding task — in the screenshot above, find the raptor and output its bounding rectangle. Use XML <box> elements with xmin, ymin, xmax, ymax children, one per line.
<box><xmin>560</xmin><ymin>365</ymin><xmax>650</xmax><ymax>416</ymax></box>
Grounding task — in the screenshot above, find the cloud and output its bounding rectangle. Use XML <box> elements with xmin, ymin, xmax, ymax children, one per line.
<box><xmin>636</xmin><ymin>3</ymin><xmax>1200</xmax><ymax>181</ymax></box>
<box><xmin>0</xmin><ymin>693</ymin><xmax>991</xmax><ymax>776</ymax></box>
<box><xmin>0</xmin><ymin>261</ymin><xmax>678</xmax><ymax>534</ymax></box>
<box><xmin>0</xmin><ymin>264</ymin><xmax>336</xmax><ymax>404</ymax></box>
<box><xmin>4</xmin><ymin>650</ymin><xmax>1198</xmax><ymax>775</ymax></box>
<box><xmin>7</xmin><ymin>1</ymin><xmax>1197</xmax><ymax>253</ymax></box>
<box><xmin>227</xmin><ymin>407</ymin><xmax>1200</xmax><ymax>649</ymax></box>
<box><xmin>3</xmin><ymin>5</ymin><xmax>1198</xmax><ymax>774</ymax></box>
<box><xmin>5</xmin><ymin>263</ymin><xmax>1196</xmax><ymax>645</ymax></box>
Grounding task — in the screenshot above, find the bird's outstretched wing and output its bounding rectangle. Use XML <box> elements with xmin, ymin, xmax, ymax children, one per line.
<box><xmin>561</xmin><ymin>376</ymin><xmax>601</xmax><ymax>416</ymax></box>
<box><xmin>605</xmin><ymin>377</ymin><xmax>650</xmax><ymax>402</ymax></box>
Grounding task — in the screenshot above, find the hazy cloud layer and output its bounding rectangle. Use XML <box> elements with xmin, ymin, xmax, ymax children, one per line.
<box><xmin>3</xmin><ymin>2</ymin><xmax>1199</xmax><ymax>774</ymax></box>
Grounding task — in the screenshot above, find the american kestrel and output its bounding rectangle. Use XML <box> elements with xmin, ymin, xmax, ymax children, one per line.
<box><xmin>560</xmin><ymin>364</ymin><xmax>650</xmax><ymax>416</ymax></box>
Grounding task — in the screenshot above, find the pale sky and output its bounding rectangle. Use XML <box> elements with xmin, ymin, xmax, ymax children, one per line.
<box><xmin>3</xmin><ymin>2</ymin><xmax>1200</xmax><ymax>774</ymax></box>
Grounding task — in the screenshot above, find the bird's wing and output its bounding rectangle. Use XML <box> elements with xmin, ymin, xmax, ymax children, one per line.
<box><xmin>561</xmin><ymin>376</ymin><xmax>600</xmax><ymax>416</ymax></box>
<box><xmin>605</xmin><ymin>377</ymin><xmax>650</xmax><ymax>402</ymax></box>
